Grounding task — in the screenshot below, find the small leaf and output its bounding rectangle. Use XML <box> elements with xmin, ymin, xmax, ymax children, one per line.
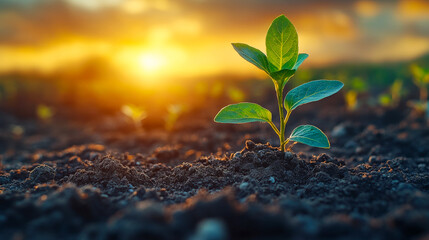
<box><xmin>266</xmin><ymin>15</ymin><xmax>298</xmax><ymax>72</ymax></box>
<box><xmin>292</xmin><ymin>53</ymin><xmax>308</xmax><ymax>70</ymax></box>
<box><xmin>289</xmin><ymin>125</ymin><xmax>330</xmax><ymax>148</ymax></box>
<box><xmin>232</xmin><ymin>43</ymin><xmax>269</xmax><ymax>73</ymax></box>
<box><xmin>214</xmin><ymin>102</ymin><xmax>272</xmax><ymax>124</ymax></box>
<box><xmin>285</xmin><ymin>80</ymin><xmax>344</xmax><ymax>111</ymax></box>
<box><xmin>270</xmin><ymin>69</ymin><xmax>296</xmax><ymax>89</ymax></box>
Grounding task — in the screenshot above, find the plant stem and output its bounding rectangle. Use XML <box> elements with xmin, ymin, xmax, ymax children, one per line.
<box><xmin>275</xmin><ymin>83</ymin><xmax>286</xmax><ymax>152</ymax></box>
<box><xmin>268</xmin><ymin>121</ymin><xmax>280</xmax><ymax>137</ymax></box>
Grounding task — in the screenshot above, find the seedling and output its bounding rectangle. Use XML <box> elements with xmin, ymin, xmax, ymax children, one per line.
<box><xmin>344</xmin><ymin>77</ymin><xmax>367</xmax><ymax>111</ymax></box>
<box><xmin>227</xmin><ymin>86</ymin><xmax>246</xmax><ymax>102</ymax></box>
<box><xmin>214</xmin><ymin>15</ymin><xmax>344</xmax><ymax>151</ymax></box>
<box><xmin>165</xmin><ymin>104</ymin><xmax>187</xmax><ymax>131</ymax></box>
<box><xmin>410</xmin><ymin>64</ymin><xmax>429</xmax><ymax>103</ymax></box>
<box><xmin>36</xmin><ymin>104</ymin><xmax>54</xmax><ymax>121</ymax></box>
<box><xmin>409</xmin><ymin>65</ymin><xmax>429</xmax><ymax>118</ymax></box>
<box><xmin>121</xmin><ymin>104</ymin><xmax>147</xmax><ymax>130</ymax></box>
<box><xmin>345</xmin><ymin>90</ymin><xmax>358</xmax><ymax>111</ymax></box>
<box><xmin>378</xmin><ymin>79</ymin><xmax>404</xmax><ymax>107</ymax></box>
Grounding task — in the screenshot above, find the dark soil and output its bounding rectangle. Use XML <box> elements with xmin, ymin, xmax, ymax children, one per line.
<box><xmin>1</xmin><ymin>99</ymin><xmax>429</xmax><ymax>240</ymax></box>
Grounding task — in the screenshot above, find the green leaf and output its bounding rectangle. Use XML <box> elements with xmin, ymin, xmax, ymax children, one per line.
<box><xmin>232</xmin><ymin>43</ymin><xmax>269</xmax><ymax>73</ymax></box>
<box><xmin>266</xmin><ymin>15</ymin><xmax>298</xmax><ymax>72</ymax></box>
<box><xmin>270</xmin><ymin>69</ymin><xmax>296</xmax><ymax>89</ymax></box>
<box><xmin>289</xmin><ymin>125</ymin><xmax>330</xmax><ymax>148</ymax></box>
<box><xmin>292</xmin><ymin>53</ymin><xmax>308</xmax><ymax>70</ymax></box>
<box><xmin>214</xmin><ymin>102</ymin><xmax>272</xmax><ymax>124</ymax></box>
<box><xmin>285</xmin><ymin>80</ymin><xmax>344</xmax><ymax>111</ymax></box>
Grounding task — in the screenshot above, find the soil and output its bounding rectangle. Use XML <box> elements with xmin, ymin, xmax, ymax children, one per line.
<box><xmin>1</xmin><ymin>97</ymin><xmax>429</xmax><ymax>240</ymax></box>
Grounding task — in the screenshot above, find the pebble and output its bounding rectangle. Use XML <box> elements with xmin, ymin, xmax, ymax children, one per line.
<box><xmin>269</xmin><ymin>176</ymin><xmax>276</xmax><ymax>183</ymax></box>
<box><xmin>190</xmin><ymin>219</ymin><xmax>228</xmax><ymax>240</ymax></box>
<box><xmin>284</xmin><ymin>152</ymin><xmax>294</xmax><ymax>160</ymax></box>
<box><xmin>331</xmin><ymin>124</ymin><xmax>347</xmax><ymax>138</ymax></box>
<box><xmin>239</xmin><ymin>182</ymin><xmax>250</xmax><ymax>190</ymax></box>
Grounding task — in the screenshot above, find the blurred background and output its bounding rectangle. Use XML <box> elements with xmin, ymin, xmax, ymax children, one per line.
<box><xmin>0</xmin><ymin>0</ymin><xmax>429</xmax><ymax>119</ymax></box>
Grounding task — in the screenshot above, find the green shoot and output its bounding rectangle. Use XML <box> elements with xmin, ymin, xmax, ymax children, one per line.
<box><xmin>410</xmin><ymin>64</ymin><xmax>429</xmax><ymax>103</ymax></box>
<box><xmin>344</xmin><ymin>77</ymin><xmax>367</xmax><ymax>111</ymax></box>
<box><xmin>410</xmin><ymin>65</ymin><xmax>429</xmax><ymax>118</ymax></box>
<box><xmin>227</xmin><ymin>86</ymin><xmax>246</xmax><ymax>102</ymax></box>
<box><xmin>165</xmin><ymin>104</ymin><xmax>187</xmax><ymax>131</ymax></box>
<box><xmin>214</xmin><ymin>15</ymin><xmax>344</xmax><ymax>152</ymax></box>
<box><xmin>378</xmin><ymin>79</ymin><xmax>404</xmax><ymax>107</ymax></box>
<box><xmin>121</xmin><ymin>104</ymin><xmax>147</xmax><ymax>130</ymax></box>
<box><xmin>36</xmin><ymin>104</ymin><xmax>54</xmax><ymax>121</ymax></box>
<box><xmin>345</xmin><ymin>90</ymin><xmax>358</xmax><ymax>111</ymax></box>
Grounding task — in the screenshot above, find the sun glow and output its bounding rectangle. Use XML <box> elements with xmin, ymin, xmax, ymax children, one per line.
<box><xmin>137</xmin><ymin>52</ymin><xmax>167</xmax><ymax>74</ymax></box>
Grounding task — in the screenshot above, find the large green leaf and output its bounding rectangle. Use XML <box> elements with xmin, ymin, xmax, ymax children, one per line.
<box><xmin>266</xmin><ymin>15</ymin><xmax>298</xmax><ymax>72</ymax></box>
<box><xmin>292</xmin><ymin>53</ymin><xmax>309</xmax><ymax>70</ymax></box>
<box><xmin>214</xmin><ymin>102</ymin><xmax>272</xmax><ymax>124</ymax></box>
<box><xmin>289</xmin><ymin>125</ymin><xmax>330</xmax><ymax>148</ymax></box>
<box><xmin>284</xmin><ymin>80</ymin><xmax>344</xmax><ymax>111</ymax></box>
<box><xmin>232</xmin><ymin>43</ymin><xmax>269</xmax><ymax>73</ymax></box>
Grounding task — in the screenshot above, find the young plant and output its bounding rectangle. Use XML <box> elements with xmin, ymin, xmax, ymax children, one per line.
<box><xmin>378</xmin><ymin>79</ymin><xmax>404</xmax><ymax>107</ymax></box>
<box><xmin>36</xmin><ymin>104</ymin><xmax>54</xmax><ymax>121</ymax></box>
<box><xmin>410</xmin><ymin>64</ymin><xmax>429</xmax><ymax>103</ymax></box>
<box><xmin>121</xmin><ymin>104</ymin><xmax>147</xmax><ymax>130</ymax></box>
<box><xmin>409</xmin><ymin>65</ymin><xmax>429</xmax><ymax>118</ymax></box>
<box><xmin>165</xmin><ymin>104</ymin><xmax>186</xmax><ymax>131</ymax></box>
<box><xmin>214</xmin><ymin>15</ymin><xmax>344</xmax><ymax>151</ymax></box>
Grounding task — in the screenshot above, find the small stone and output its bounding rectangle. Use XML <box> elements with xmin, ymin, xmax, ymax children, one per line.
<box><xmin>269</xmin><ymin>176</ymin><xmax>275</xmax><ymax>183</ymax></box>
<box><xmin>331</xmin><ymin>124</ymin><xmax>347</xmax><ymax>138</ymax></box>
<box><xmin>239</xmin><ymin>182</ymin><xmax>250</xmax><ymax>190</ymax></box>
<box><xmin>190</xmin><ymin>219</ymin><xmax>228</xmax><ymax>240</ymax></box>
<box><xmin>29</xmin><ymin>165</ymin><xmax>55</xmax><ymax>183</ymax></box>
<box><xmin>284</xmin><ymin>152</ymin><xmax>294</xmax><ymax>160</ymax></box>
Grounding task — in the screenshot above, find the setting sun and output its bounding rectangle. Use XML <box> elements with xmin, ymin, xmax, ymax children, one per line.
<box><xmin>137</xmin><ymin>52</ymin><xmax>167</xmax><ymax>74</ymax></box>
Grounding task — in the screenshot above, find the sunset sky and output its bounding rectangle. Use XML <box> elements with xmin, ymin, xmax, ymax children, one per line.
<box><xmin>0</xmin><ymin>0</ymin><xmax>428</xmax><ymax>83</ymax></box>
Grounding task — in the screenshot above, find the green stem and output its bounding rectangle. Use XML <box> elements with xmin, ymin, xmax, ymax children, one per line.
<box><xmin>268</xmin><ymin>121</ymin><xmax>280</xmax><ymax>137</ymax></box>
<box><xmin>275</xmin><ymin>83</ymin><xmax>286</xmax><ymax>152</ymax></box>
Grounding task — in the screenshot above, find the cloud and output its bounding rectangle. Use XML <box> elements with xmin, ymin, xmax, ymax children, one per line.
<box><xmin>0</xmin><ymin>0</ymin><xmax>428</xmax><ymax>77</ymax></box>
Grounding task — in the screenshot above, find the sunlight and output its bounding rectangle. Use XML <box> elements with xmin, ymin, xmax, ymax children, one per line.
<box><xmin>137</xmin><ymin>52</ymin><xmax>166</xmax><ymax>74</ymax></box>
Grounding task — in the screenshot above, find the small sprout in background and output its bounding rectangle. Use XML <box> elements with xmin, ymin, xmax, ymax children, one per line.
<box><xmin>165</xmin><ymin>104</ymin><xmax>187</xmax><ymax>131</ymax></box>
<box><xmin>344</xmin><ymin>77</ymin><xmax>367</xmax><ymax>111</ymax></box>
<box><xmin>36</xmin><ymin>104</ymin><xmax>54</xmax><ymax>121</ymax></box>
<box><xmin>391</xmin><ymin>79</ymin><xmax>404</xmax><ymax>106</ymax></box>
<box><xmin>214</xmin><ymin>15</ymin><xmax>344</xmax><ymax>152</ymax></box>
<box><xmin>378</xmin><ymin>94</ymin><xmax>392</xmax><ymax>107</ymax></box>
<box><xmin>410</xmin><ymin>64</ymin><xmax>429</xmax><ymax>103</ymax></box>
<box><xmin>409</xmin><ymin>65</ymin><xmax>429</xmax><ymax>117</ymax></box>
<box><xmin>121</xmin><ymin>104</ymin><xmax>147</xmax><ymax>129</ymax></box>
<box><xmin>379</xmin><ymin>79</ymin><xmax>404</xmax><ymax>107</ymax></box>
<box><xmin>195</xmin><ymin>82</ymin><xmax>209</xmax><ymax>97</ymax></box>
<box><xmin>11</xmin><ymin>125</ymin><xmax>24</xmax><ymax>138</ymax></box>
<box><xmin>210</xmin><ymin>81</ymin><xmax>224</xmax><ymax>99</ymax></box>
<box><xmin>227</xmin><ymin>86</ymin><xmax>246</xmax><ymax>102</ymax></box>
<box><xmin>350</xmin><ymin>77</ymin><xmax>368</xmax><ymax>93</ymax></box>
<box><xmin>345</xmin><ymin>90</ymin><xmax>358</xmax><ymax>111</ymax></box>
